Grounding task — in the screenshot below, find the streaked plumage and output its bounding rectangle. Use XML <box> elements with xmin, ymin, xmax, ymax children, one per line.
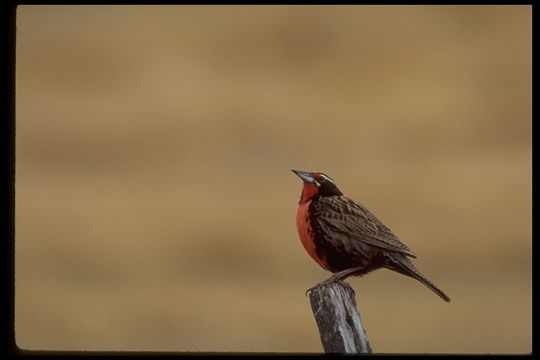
<box><xmin>292</xmin><ymin>169</ymin><xmax>450</xmax><ymax>302</ymax></box>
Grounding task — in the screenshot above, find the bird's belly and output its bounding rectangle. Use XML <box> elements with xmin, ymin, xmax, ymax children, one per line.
<box><xmin>319</xmin><ymin>239</ymin><xmax>384</xmax><ymax>274</ymax></box>
<box><xmin>296</xmin><ymin>202</ymin><xmax>384</xmax><ymax>274</ymax></box>
<box><xmin>296</xmin><ymin>201</ymin><xmax>331</xmax><ymax>270</ymax></box>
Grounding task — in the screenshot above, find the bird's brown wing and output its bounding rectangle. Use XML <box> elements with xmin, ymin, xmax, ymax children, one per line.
<box><xmin>313</xmin><ymin>196</ymin><xmax>417</xmax><ymax>258</ymax></box>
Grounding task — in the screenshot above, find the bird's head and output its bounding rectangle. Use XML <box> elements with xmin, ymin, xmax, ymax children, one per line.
<box><xmin>292</xmin><ymin>169</ymin><xmax>343</xmax><ymax>203</ymax></box>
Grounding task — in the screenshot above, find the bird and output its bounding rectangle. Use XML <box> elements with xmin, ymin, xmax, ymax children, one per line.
<box><xmin>292</xmin><ymin>169</ymin><xmax>450</xmax><ymax>302</ymax></box>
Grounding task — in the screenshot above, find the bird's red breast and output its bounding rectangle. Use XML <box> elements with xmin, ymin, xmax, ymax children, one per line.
<box><xmin>299</xmin><ymin>182</ymin><xmax>319</xmax><ymax>203</ymax></box>
<box><xmin>296</xmin><ymin>199</ymin><xmax>330</xmax><ymax>270</ymax></box>
<box><xmin>291</xmin><ymin>169</ymin><xmax>450</xmax><ymax>302</ymax></box>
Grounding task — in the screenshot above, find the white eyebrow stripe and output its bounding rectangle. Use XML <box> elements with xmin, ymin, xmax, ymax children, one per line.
<box><xmin>320</xmin><ymin>174</ymin><xmax>335</xmax><ymax>184</ymax></box>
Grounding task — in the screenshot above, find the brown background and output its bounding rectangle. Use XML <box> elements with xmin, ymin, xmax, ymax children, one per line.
<box><xmin>16</xmin><ymin>5</ymin><xmax>531</xmax><ymax>353</ymax></box>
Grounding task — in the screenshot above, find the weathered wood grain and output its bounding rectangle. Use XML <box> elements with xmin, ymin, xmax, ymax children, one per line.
<box><xmin>308</xmin><ymin>281</ymin><xmax>372</xmax><ymax>354</ymax></box>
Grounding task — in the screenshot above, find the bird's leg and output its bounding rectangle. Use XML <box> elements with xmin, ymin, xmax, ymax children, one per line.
<box><xmin>305</xmin><ymin>266</ymin><xmax>366</xmax><ymax>295</ymax></box>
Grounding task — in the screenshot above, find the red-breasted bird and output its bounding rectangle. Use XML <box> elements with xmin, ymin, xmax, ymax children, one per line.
<box><xmin>292</xmin><ymin>169</ymin><xmax>450</xmax><ymax>302</ymax></box>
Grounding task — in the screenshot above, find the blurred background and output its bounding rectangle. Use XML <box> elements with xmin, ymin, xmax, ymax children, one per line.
<box><xmin>15</xmin><ymin>5</ymin><xmax>531</xmax><ymax>353</ymax></box>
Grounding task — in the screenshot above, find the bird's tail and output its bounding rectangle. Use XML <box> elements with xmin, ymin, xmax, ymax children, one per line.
<box><xmin>384</xmin><ymin>253</ymin><xmax>451</xmax><ymax>303</ymax></box>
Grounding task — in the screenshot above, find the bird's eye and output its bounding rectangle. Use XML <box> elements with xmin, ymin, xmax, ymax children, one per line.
<box><xmin>318</xmin><ymin>176</ymin><xmax>326</xmax><ymax>183</ymax></box>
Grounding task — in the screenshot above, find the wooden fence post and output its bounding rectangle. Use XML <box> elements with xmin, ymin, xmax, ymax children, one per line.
<box><xmin>308</xmin><ymin>281</ymin><xmax>372</xmax><ymax>354</ymax></box>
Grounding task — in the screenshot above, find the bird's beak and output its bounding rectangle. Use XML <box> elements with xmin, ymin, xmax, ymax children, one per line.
<box><xmin>292</xmin><ymin>169</ymin><xmax>316</xmax><ymax>184</ymax></box>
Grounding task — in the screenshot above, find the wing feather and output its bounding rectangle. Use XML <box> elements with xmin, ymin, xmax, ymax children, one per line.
<box><xmin>313</xmin><ymin>196</ymin><xmax>417</xmax><ymax>258</ymax></box>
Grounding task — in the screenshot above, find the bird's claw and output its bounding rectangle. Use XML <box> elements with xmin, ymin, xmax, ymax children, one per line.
<box><xmin>305</xmin><ymin>286</ymin><xmax>317</xmax><ymax>296</ymax></box>
<box><xmin>305</xmin><ymin>278</ymin><xmax>342</xmax><ymax>296</ymax></box>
